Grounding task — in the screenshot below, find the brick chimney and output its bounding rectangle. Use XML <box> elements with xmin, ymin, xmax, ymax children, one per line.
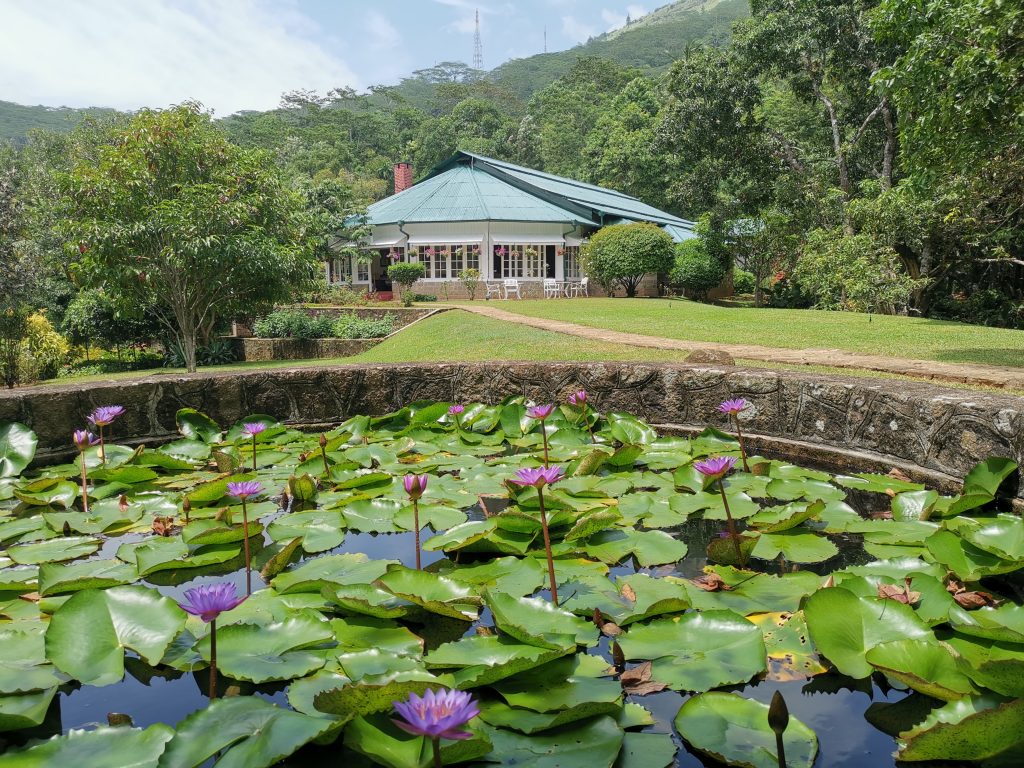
<box><xmin>394</xmin><ymin>162</ymin><xmax>413</xmax><ymax>194</ymax></box>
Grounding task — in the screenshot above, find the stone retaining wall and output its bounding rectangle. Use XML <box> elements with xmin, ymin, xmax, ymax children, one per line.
<box><xmin>1</xmin><ymin>362</ymin><xmax>1020</xmax><ymax>500</ymax></box>
<box><xmin>230</xmin><ymin>337</ymin><xmax>381</xmax><ymax>362</ymax></box>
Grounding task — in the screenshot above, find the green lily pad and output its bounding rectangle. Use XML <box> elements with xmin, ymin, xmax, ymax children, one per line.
<box><xmin>0</xmin><ymin>687</ymin><xmax>59</xmax><ymax>732</ymax></box>
<box><xmin>614</xmin><ymin>732</ymin><xmax>677</xmax><ymax>768</ymax></box>
<box><xmin>746</xmin><ymin>501</ymin><xmax>823</xmax><ymax>532</ymax></box>
<box><xmin>45</xmin><ymin>586</ymin><xmax>186</xmax><ymax>686</ymax></box>
<box><xmin>750</xmin><ymin>530</ymin><xmax>839</xmax><ymax>563</ymax></box>
<box><xmin>0</xmin><ymin>724</ymin><xmax>174</xmax><ymax>767</ymax></box>
<box><xmin>675</xmin><ymin>692</ymin><xmax>818</xmax><ymax>768</ymax></box>
<box><xmin>486</xmin><ymin>591</ymin><xmax>596</xmax><ymax>650</ymax></box>
<box><xmin>425</xmin><ymin>635</ymin><xmax>571</xmax><ymax>688</ymax></box>
<box><xmin>7</xmin><ymin>535</ymin><xmax>100</xmax><ymax>565</ymax></box>
<box><xmin>897</xmin><ymin>694</ymin><xmax>1024</xmax><ymax>764</ymax></box>
<box><xmin>175</xmin><ymin>407</ymin><xmax>223</xmax><ymax>443</ymax></box>
<box><xmin>437</xmin><ymin>556</ymin><xmax>546</xmax><ymax>597</ymax></box>
<box><xmin>272</xmin><ymin>553</ymin><xmax>394</xmax><ymax>594</ymax></box>
<box><xmin>0</xmin><ymin>628</ymin><xmax>63</xmax><ymax>694</ymax></box>
<box><xmin>13</xmin><ymin>478</ymin><xmax>78</xmax><ymax>509</ymax></box>
<box><xmin>865</xmin><ymin>639</ymin><xmax>978</xmax><ymax>701</ymax></box>
<box><xmin>422</xmin><ymin>520</ymin><xmax>498</xmax><ymax>552</ymax></box>
<box><xmin>38</xmin><ymin>558</ymin><xmax>138</xmax><ymax>596</ymax></box>
<box><xmin>803</xmin><ymin>587</ymin><xmax>932</xmax><ymax>679</ymax></box>
<box><xmin>926</xmin><ymin>529</ymin><xmax>1022</xmax><ymax>582</ymax></box>
<box><xmin>378</xmin><ymin>566</ymin><xmax>482</xmax><ymax>621</ymax></box>
<box><xmin>944</xmin><ymin>634</ymin><xmax>1024</xmax><ymax>698</ymax></box>
<box><xmin>477</xmin><ymin>714</ymin><xmax>625</xmax><ymax>768</ymax></box>
<box><xmin>618</xmin><ymin>610</ymin><xmax>766</xmax><ymax>692</ymax></box>
<box><xmin>159</xmin><ymin>696</ymin><xmax>337</xmax><ymax>768</ymax></box>
<box><xmin>583</xmin><ymin>529</ymin><xmax>687</xmax><ymax>567</ymax></box>
<box><xmin>0</xmin><ymin>423</ymin><xmax>37</xmax><ymax>478</ymax></box>
<box><xmin>196</xmin><ymin>612</ymin><xmax>335</xmax><ymax>683</ymax></box>
<box><xmin>313</xmin><ymin>670</ymin><xmax>439</xmax><ymax>722</ymax></box>
<box><xmin>267</xmin><ymin>510</ymin><xmax>346</xmax><ymax>553</ymax></box>
<box><xmin>559</xmin><ymin>572</ymin><xmax>690</xmax><ymax>626</ymax></box>
<box><xmin>344</xmin><ymin>712</ymin><xmax>491</xmax><ymax>768</ymax></box>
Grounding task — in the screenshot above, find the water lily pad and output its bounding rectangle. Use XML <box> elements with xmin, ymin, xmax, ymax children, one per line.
<box><xmin>13</xmin><ymin>478</ymin><xmax>78</xmax><ymax>509</ymax></box>
<box><xmin>583</xmin><ymin>529</ymin><xmax>687</xmax><ymax>567</ymax></box>
<box><xmin>393</xmin><ymin>502</ymin><xmax>468</xmax><ymax>533</ymax></box>
<box><xmin>750</xmin><ymin>530</ymin><xmax>839</xmax><ymax>563</ymax></box>
<box><xmin>614</xmin><ymin>732</ymin><xmax>677</xmax><ymax>768</ymax></box>
<box><xmin>0</xmin><ymin>724</ymin><xmax>174</xmax><ymax>767</ymax></box>
<box><xmin>682</xmin><ymin>567</ymin><xmax>821</xmax><ymax>615</ymax></box>
<box><xmin>422</xmin><ymin>520</ymin><xmax>497</xmax><ymax>552</ymax></box>
<box><xmin>803</xmin><ymin>587</ymin><xmax>932</xmax><ymax>679</ymax></box>
<box><xmin>344</xmin><ymin>711</ymin><xmax>491</xmax><ymax>768</ymax></box>
<box><xmin>437</xmin><ymin>556</ymin><xmax>546</xmax><ymax>597</ymax></box>
<box><xmin>159</xmin><ymin>695</ymin><xmax>337</xmax><ymax>768</ymax></box>
<box><xmin>176</xmin><ymin>408</ymin><xmax>223</xmax><ymax>443</ymax></box>
<box><xmin>748</xmin><ymin>611</ymin><xmax>827</xmax><ymax>682</ymax></box>
<box><xmin>746</xmin><ymin>501</ymin><xmax>823</xmax><ymax>532</ymax></box>
<box><xmin>486</xmin><ymin>591</ymin><xmax>596</xmax><ymax>649</ymax></box>
<box><xmin>943</xmin><ymin>458</ymin><xmax>1018</xmax><ymax>516</ymax></box>
<box><xmin>425</xmin><ymin>635</ymin><xmax>571</xmax><ymax>688</ymax></box>
<box><xmin>267</xmin><ymin>510</ymin><xmax>346</xmax><ymax>553</ymax></box>
<box><xmin>896</xmin><ymin>694</ymin><xmax>1024</xmax><ymax>763</ymax></box>
<box><xmin>0</xmin><ymin>627</ymin><xmax>63</xmax><ymax>694</ymax></box>
<box><xmin>944</xmin><ymin>634</ymin><xmax>1024</xmax><ymax>698</ymax></box>
<box><xmin>38</xmin><ymin>558</ymin><xmax>138</xmax><ymax>596</ymax></box>
<box><xmin>675</xmin><ymin>692</ymin><xmax>818</xmax><ymax>768</ymax></box>
<box><xmin>8</xmin><ymin>535</ymin><xmax>100</xmax><ymax>565</ymax></box>
<box><xmin>323</xmin><ymin>583</ymin><xmax>415</xmax><ymax>619</ymax></box>
<box><xmin>477</xmin><ymin>714</ymin><xmax>625</xmax><ymax>768</ymax></box>
<box><xmin>865</xmin><ymin>639</ymin><xmax>978</xmax><ymax>700</ymax></box>
<box><xmin>45</xmin><ymin>586</ymin><xmax>186</xmax><ymax>686</ymax></box>
<box><xmin>925</xmin><ymin>529</ymin><xmax>1022</xmax><ymax>582</ymax></box>
<box><xmin>378</xmin><ymin>566</ymin><xmax>482</xmax><ymax>621</ymax></box>
<box><xmin>196</xmin><ymin>612</ymin><xmax>335</xmax><ymax>683</ymax></box>
<box><xmin>618</xmin><ymin>610</ymin><xmax>766</xmax><ymax>692</ymax></box>
<box><xmin>272</xmin><ymin>553</ymin><xmax>394</xmax><ymax>594</ymax></box>
<box><xmin>0</xmin><ymin>687</ymin><xmax>58</xmax><ymax>732</ymax></box>
<box><xmin>559</xmin><ymin>573</ymin><xmax>690</xmax><ymax>626</ymax></box>
<box><xmin>0</xmin><ymin>423</ymin><xmax>37</xmax><ymax>478</ymax></box>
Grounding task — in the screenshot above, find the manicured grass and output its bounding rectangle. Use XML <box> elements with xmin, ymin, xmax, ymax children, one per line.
<box><xmin>29</xmin><ymin>311</ymin><xmax>1023</xmax><ymax>395</ymax></box>
<box><xmin>468</xmin><ymin>298</ymin><xmax>1024</xmax><ymax>368</ymax></box>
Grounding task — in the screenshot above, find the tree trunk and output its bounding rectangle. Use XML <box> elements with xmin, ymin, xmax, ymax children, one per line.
<box><xmin>754</xmin><ymin>283</ymin><xmax>764</xmax><ymax>308</ymax></box>
<box><xmin>881</xmin><ymin>101</ymin><xmax>897</xmax><ymax>192</ymax></box>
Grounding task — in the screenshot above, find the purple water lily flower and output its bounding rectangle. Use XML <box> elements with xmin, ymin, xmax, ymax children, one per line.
<box><xmin>568</xmin><ymin>390</ymin><xmax>587</xmax><ymax>406</ymax></box>
<box><xmin>72</xmin><ymin>430</ymin><xmax>98</xmax><ymax>452</ymax></box>
<box><xmin>526</xmin><ymin>403</ymin><xmax>555</xmax><ymax>420</ymax></box>
<box><xmin>227</xmin><ymin>480</ymin><xmax>264</xmax><ymax>500</ymax></box>
<box><xmin>448</xmin><ymin>405</ymin><xmax>465</xmax><ymax>415</ymax></box>
<box><xmin>718</xmin><ymin>398</ymin><xmax>749</xmax><ymax>416</ymax></box>
<box><xmin>694</xmin><ymin>456</ymin><xmax>737</xmax><ymax>479</ymax></box>
<box><xmin>88</xmin><ymin>405</ymin><xmax>125</xmax><ymax>427</ymax></box>
<box><xmin>179</xmin><ymin>582</ymin><xmax>247</xmax><ymax>623</ymax></box>
<box><xmin>393</xmin><ymin>688</ymin><xmax>479</xmax><ymax>741</ymax></box>
<box><xmin>510</xmin><ymin>465</ymin><xmax>565</xmax><ymax>488</ymax></box>
<box><xmin>241</xmin><ymin>422</ymin><xmax>267</xmax><ymax>437</ymax></box>
<box><xmin>404</xmin><ymin>474</ymin><xmax>428</xmax><ymax>500</ymax></box>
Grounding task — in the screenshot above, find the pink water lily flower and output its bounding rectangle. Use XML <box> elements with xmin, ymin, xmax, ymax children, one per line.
<box><xmin>510</xmin><ymin>465</ymin><xmax>565</xmax><ymax>488</ymax></box>
<box><xmin>227</xmin><ymin>480</ymin><xmax>264</xmax><ymax>500</ymax></box>
<box><xmin>89</xmin><ymin>405</ymin><xmax>125</xmax><ymax>427</ymax></box>
<box><xmin>718</xmin><ymin>399</ymin><xmax>749</xmax><ymax>416</ymax></box>
<box><xmin>393</xmin><ymin>688</ymin><xmax>479</xmax><ymax>741</ymax></box>
<box><xmin>526</xmin><ymin>403</ymin><xmax>555</xmax><ymax>420</ymax></box>
<box><xmin>694</xmin><ymin>456</ymin><xmax>737</xmax><ymax>479</ymax></box>
<box><xmin>404</xmin><ymin>474</ymin><xmax>428</xmax><ymax>500</ymax></box>
<box><xmin>72</xmin><ymin>430</ymin><xmax>99</xmax><ymax>452</ymax></box>
<box><xmin>568</xmin><ymin>390</ymin><xmax>587</xmax><ymax>406</ymax></box>
<box><xmin>178</xmin><ymin>582</ymin><xmax>247</xmax><ymax>623</ymax></box>
<box><xmin>241</xmin><ymin>422</ymin><xmax>267</xmax><ymax>437</ymax></box>
<box><xmin>448</xmin><ymin>405</ymin><xmax>465</xmax><ymax>415</ymax></box>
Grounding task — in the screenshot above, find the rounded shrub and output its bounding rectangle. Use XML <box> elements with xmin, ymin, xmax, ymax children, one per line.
<box><xmin>582</xmin><ymin>222</ymin><xmax>675</xmax><ymax>297</ymax></box>
<box><xmin>733</xmin><ymin>269</ymin><xmax>756</xmax><ymax>295</ymax></box>
<box><xmin>387</xmin><ymin>262</ymin><xmax>426</xmax><ymax>307</ymax></box>
<box><xmin>670</xmin><ymin>239</ymin><xmax>727</xmax><ymax>301</ymax></box>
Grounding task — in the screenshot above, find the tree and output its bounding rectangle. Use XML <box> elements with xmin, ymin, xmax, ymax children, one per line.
<box><xmin>581</xmin><ymin>222</ymin><xmax>675</xmax><ymax>297</ymax></box>
<box><xmin>670</xmin><ymin>238</ymin><xmax>728</xmax><ymax>301</ymax></box>
<box><xmin>57</xmin><ymin>103</ymin><xmax>316</xmax><ymax>372</ymax></box>
<box><xmin>388</xmin><ymin>262</ymin><xmax>426</xmax><ymax>306</ymax></box>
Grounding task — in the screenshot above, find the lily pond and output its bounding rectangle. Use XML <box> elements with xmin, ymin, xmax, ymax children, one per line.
<box><xmin>0</xmin><ymin>397</ymin><xmax>1021</xmax><ymax>768</ymax></box>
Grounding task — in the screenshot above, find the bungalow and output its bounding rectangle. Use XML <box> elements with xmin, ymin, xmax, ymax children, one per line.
<box><xmin>327</xmin><ymin>151</ymin><xmax>696</xmax><ymax>298</ymax></box>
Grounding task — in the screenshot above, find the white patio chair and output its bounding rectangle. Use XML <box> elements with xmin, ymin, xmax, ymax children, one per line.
<box><xmin>543</xmin><ymin>279</ymin><xmax>560</xmax><ymax>299</ymax></box>
<box><xmin>484</xmin><ymin>281</ymin><xmax>503</xmax><ymax>300</ymax></box>
<box><xmin>503</xmin><ymin>279</ymin><xmax>522</xmax><ymax>300</ymax></box>
<box><xmin>576</xmin><ymin>277</ymin><xmax>589</xmax><ymax>297</ymax></box>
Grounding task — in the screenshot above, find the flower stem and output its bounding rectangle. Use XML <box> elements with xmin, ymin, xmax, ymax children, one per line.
<box><xmin>98</xmin><ymin>425</ymin><xmax>106</xmax><ymax>466</ymax></box>
<box><xmin>79</xmin><ymin>462</ymin><xmax>90</xmax><ymax>514</ymax></box>
<box><xmin>241</xmin><ymin>498</ymin><xmax>252</xmax><ymax>595</ymax></box>
<box><xmin>717</xmin><ymin>479</ymin><xmax>745</xmax><ymax>566</ymax></box>
<box><xmin>209</xmin><ymin>619</ymin><xmax>218</xmax><ymax>700</ymax></box>
<box><xmin>537</xmin><ymin>486</ymin><xmax>559</xmax><ymax>605</ymax></box>
<box><xmin>320</xmin><ymin>436</ymin><xmax>330</xmax><ymax>475</ymax></box>
<box><xmin>413</xmin><ymin>498</ymin><xmax>422</xmax><ymax>570</ymax></box>
<box><xmin>540</xmin><ymin>419</ymin><xmax>550</xmax><ymax>467</ymax></box>
<box><xmin>579</xmin><ymin>405</ymin><xmax>594</xmax><ymax>443</ymax></box>
<box><xmin>431</xmin><ymin>737</ymin><xmax>442</xmax><ymax>768</ymax></box>
<box><xmin>732</xmin><ymin>415</ymin><xmax>750</xmax><ymax>472</ymax></box>
<box><xmin>251</xmin><ymin>435</ymin><xmax>258</xmax><ymax>472</ymax></box>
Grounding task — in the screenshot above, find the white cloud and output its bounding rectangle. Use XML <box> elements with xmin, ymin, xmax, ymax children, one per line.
<box><xmin>561</xmin><ymin>15</ymin><xmax>597</xmax><ymax>43</ymax></box>
<box><xmin>0</xmin><ymin>0</ymin><xmax>362</xmax><ymax>115</ymax></box>
<box><xmin>601</xmin><ymin>4</ymin><xmax>649</xmax><ymax>32</ymax></box>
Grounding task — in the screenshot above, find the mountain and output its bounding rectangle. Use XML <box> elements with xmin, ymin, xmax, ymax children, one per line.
<box><xmin>489</xmin><ymin>0</ymin><xmax>749</xmax><ymax>99</ymax></box>
<box><xmin>0</xmin><ymin>100</ymin><xmax>120</xmax><ymax>144</ymax></box>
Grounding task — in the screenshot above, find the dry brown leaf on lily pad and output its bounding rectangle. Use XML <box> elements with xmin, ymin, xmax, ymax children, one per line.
<box><xmin>601</xmin><ymin>622</ymin><xmax>623</xmax><ymax>638</ymax></box>
<box><xmin>620</xmin><ymin>661</ymin><xmax>668</xmax><ymax>696</ymax></box>
<box><xmin>877</xmin><ymin>578</ymin><xmax>921</xmax><ymax>606</ymax></box>
<box><xmin>691</xmin><ymin>572</ymin><xmax>730</xmax><ymax>592</ymax></box>
<box><xmin>620</xmin><ymin>583</ymin><xmax>637</xmax><ymax>603</ymax></box>
<box><xmin>946</xmin><ymin>579</ymin><xmax>1000</xmax><ymax>609</ymax></box>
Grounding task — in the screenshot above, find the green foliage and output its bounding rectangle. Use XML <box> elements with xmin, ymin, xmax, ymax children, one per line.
<box><xmin>19</xmin><ymin>312</ymin><xmax>69</xmax><ymax>383</ymax></box>
<box><xmin>387</xmin><ymin>262</ymin><xmax>426</xmax><ymax>307</ymax></box>
<box><xmin>458</xmin><ymin>268</ymin><xmax>481</xmax><ymax>300</ymax></box>
<box><xmin>163</xmin><ymin>339</ymin><xmax>237</xmax><ymax>368</ymax></box>
<box><xmin>0</xmin><ymin>306</ymin><xmax>28</xmax><ymax>388</ymax></box>
<box><xmin>334</xmin><ymin>313</ymin><xmax>395</xmax><ymax>339</ymax></box>
<box><xmin>732</xmin><ymin>269</ymin><xmax>756</xmax><ymax>294</ymax></box>
<box><xmin>670</xmin><ymin>239</ymin><xmax>727</xmax><ymax>301</ymax></box>
<box><xmin>795</xmin><ymin>229</ymin><xmax>925</xmax><ymax>314</ymax></box>
<box><xmin>582</xmin><ymin>222</ymin><xmax>675</xmax><ymax>298</ymax></box>
<box><xmin>252</xmin><ymin>310</ymin><xmax>335</xmax><ymax>340</ymax></box>
<box><xmin>56</xmin><ymin>103</ymin><xmax>316</xmax><ymax>372</ymax></box>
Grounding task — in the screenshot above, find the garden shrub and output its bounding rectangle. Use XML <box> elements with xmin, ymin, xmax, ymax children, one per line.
<box><xmin>0</xmin><ymin>305</ymin><xmax>28</xmax><ymax>388</ymax></box>
<box><xmin>20</xmin><ymin>312</ymin><xmax>70</xmax><ymax>382</ymax></box>
<box><xmin>164</xmin><ymin>339</ymin><xmax>237</xmax><ymax>368</ymax></box>
<box><xmin>670</xmin><ymin>239</ymin><xmax>728</xmax><ymax>301</ymax></box>
<box><xmin>459</xmin><ymin>268</ymin><xmax>481</xmax><ymax>300</ymax></box>
<box><xmin>411</xmin><ymin>294</ymin><xmax>438</xmax><ymax>303</ymax></box>
<box><xmin>582</xmin><ymin>222</ymin><xmax>675</xmax><ymax>297</ymax></box>
<box><xmin>387</xmin><ymin>262</ymin><xmax>426</xmax><ymax>307</ymax></box>
<box><xmin>733</xmin><ymin>269</ymin><xmax>756</xmax><ymax>295</ymax></box>
<box><xmin>252</xmin><ymin>310</ymin><xmax>334</xmax><ymax>339</ymax></box>
<box><xmin>334</xmin><ymin>313</ymin><xmax>395</xmax><ymax>339</ymax></box>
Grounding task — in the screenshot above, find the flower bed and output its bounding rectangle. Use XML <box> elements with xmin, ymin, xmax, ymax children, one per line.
<box><xmin>0</xmin><ymin>395</ymin><xmax>1020</xmax><ymax>766</ymax></box>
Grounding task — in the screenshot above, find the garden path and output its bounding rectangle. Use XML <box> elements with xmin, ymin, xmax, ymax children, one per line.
<box><xmin>457</xmin><ymin>304</ymin><xmax>1024</xmax><ymax>391</ymax></box>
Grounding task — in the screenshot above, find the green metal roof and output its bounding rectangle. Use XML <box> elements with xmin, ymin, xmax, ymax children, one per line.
<box><xmin>436</xmin><ymin>152</ymin><xmax>696</xmax><ymax>232</ymax></box>
<box><xmin>366</xmin><ymin>165</ymin><xmax>589</xmax><ymax>226</ymax></box>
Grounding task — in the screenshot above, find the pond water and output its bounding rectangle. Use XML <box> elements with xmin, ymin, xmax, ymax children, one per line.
<box><xmin>0</xmin><ymin>403</ymin><xmax>1019</xmax><ymax>768</ymax></box>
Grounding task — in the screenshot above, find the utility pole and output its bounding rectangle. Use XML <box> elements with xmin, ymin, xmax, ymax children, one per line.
<box><xmin>473</xmin><ymin>9</ymin><xmax>483</xmax><ymax>69</ymax></box>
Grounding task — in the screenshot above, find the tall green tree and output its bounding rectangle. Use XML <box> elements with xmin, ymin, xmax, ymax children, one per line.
<box><xmin>57</xmin><ymin>103</ymin><xmax>316</xmax><ymax>372</ymax></box>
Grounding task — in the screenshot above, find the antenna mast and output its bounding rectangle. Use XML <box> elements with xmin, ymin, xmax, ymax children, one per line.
<box><xmin>473</xmin><ymin>9</ymin><xmax>483</xmax><ymax>69</ymax></box>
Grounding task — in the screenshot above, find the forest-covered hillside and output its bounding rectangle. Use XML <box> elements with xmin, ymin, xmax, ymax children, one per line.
<box><xmin>0</xmin><ymin>100</ymin><xmax>119</xmax><ymax>144</ymax></box>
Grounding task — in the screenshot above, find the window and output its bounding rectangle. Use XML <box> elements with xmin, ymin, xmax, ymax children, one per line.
<box><xmin>562</xmin><ymin>246</ymin><xmax>581</xmax><ymax>279</ymax></box>
<box><xmin>451</xmin><ymin>246</ymin><xmax>464</xmax><ymax>274</ymax></box>
<box><xmin>357</xmin><ymin>260</ymin><xmax>370</xmax><ymax>282</ymax></box>
<box><xmin>496</xmin><ymin>244</ymin><xmax>551</xmax><ymax>278</ymax></box>
<box><xmin>466</xmin><ymin>245</ymin><xmax>480</xmax><ymax>272</ymax></box>
<box><xmin>329</xmin><ymin>256</ymin><xmax>352</xmax><ymax>284</ymax></box>
<box><xmin>412</xmin><ymin>244</ymin><xmax>479</xmax><ymax>279</ymax></box>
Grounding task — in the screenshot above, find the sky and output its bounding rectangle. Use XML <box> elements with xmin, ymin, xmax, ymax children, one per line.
<box><xmin>0</xmin><ymin>0</ymin><xmax>650</xmax><ymax>116</ymax></box>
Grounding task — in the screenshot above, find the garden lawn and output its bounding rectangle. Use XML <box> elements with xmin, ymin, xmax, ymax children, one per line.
<box><xmin>470</xmin><ymin>298</ymin><xmax>1024</xmax><ymax>369</ymax></box>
